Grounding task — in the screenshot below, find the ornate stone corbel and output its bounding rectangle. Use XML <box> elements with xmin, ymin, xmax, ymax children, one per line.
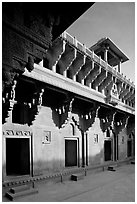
<box><xmin>37</xmin><ymin>89</ymin><xmax>44</xmax><ymax>106</ymax></box>
<box><xmin>2</xmin><ymin>80</ymin><xmax>17</xmax><ymax>124</ymax></box>
<box><xmin>109</xmin><ymin>111</ymin><xmax>116</xmax><ymax>130</ymax></box>
<box><xmin>60</xmin><ymin>97</ymin><xmax>75</xmax><ymax>128</ymax></box>
<box><xmin>3</xmin><ymin>80</ymin><xmax>17</xmax><ymax>103</ymax></box>
<box><xmin>10</xmin><ymin>80</ymin><xmax>17</xmax><ymax>101</ymax></box>
<box><xmin>122</xmin><ymin>116</ymin><xmax>130</xmax><ymax>128</ymax></box>
<box><xmin>95</xmin><ymin>106</ymin><xmax>101</xmax><ymax>118</ymax></box>
<box><xmin>72</xmin><ymin>116</ymin><xmax>83</xmax><ymax>131</ymax></box>
<box><xmin>125</xmin><ymin>116</ymin><xmax>130</xmax><ymax>128</ymax></box>
<box><xmin>77</xmin><ymin>105</ymin><xmax>100</xmax><ymax>132</ymax></box>
<box><xmin>29</xmin><ymin>88</ymin><xmax>44</xmax><ymax>124</ymax></box>
<box><xmin>26</xmin><ymin>55</ymin><xmax>35</xmax><ymax>72</ymax></box>
<box><xmin>2</xmin><ymin>67</ymin><xmax>19</xmax><ymax>92</ymax></box>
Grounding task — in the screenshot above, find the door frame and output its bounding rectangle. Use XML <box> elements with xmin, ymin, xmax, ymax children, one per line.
<box><xmin>64</xmin><ymin>137</ymin><xmax>80</xmax><ymax>167</ymax></box>
<box><xmin>4</xmin><ymin>135</ymin><xmax>32</xmax><ymax>179</ymax></box>
<box><xmin>104</xmin><ymin>139</ymin><xmax>113</xmax><ymax>161</ymax></box>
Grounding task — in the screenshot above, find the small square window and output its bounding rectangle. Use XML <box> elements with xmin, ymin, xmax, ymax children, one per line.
<box><xmin>42</xmin><ymin>131</ymin><xmax>51</xmax><ymax>144</ymax></box>
<box><xmin>94</xmin><ymin>134</ymin><xmax>99</xmax><ymax>144</ymax></box>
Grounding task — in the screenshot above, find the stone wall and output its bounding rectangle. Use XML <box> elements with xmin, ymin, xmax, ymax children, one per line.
<box><xmin>87</xmin><ymin>117</ymin><xmax>104</xmax><ymax>165</ymax></box>
<box><xmin>2</xmin><ymin>102</ymin><xmax>135</xmax><ymax>180</ymax></box>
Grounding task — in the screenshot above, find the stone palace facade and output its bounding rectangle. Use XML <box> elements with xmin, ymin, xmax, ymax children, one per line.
<box><xmin>2</xmin><ymin>3</ymin><xmax>135</xmax><ymax>187</ymax></box>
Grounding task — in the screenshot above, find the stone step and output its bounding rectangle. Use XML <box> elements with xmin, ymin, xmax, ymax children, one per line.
<box><xmin>71</xmin><ymin>173</ymin><xmax>84</xmax><ymax>181</ymax></box>
<box><xmin>5</xmin><ymin>188</ymin><xmax>38</xmax><ymax>201</ymax></box>
<box><xmin>10</xmin><ymin>184</ymin><xmax>30</xmax><ymax>194</ymax></box>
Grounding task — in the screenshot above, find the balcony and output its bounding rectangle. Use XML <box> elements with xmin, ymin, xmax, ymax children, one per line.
<box><xmin>23</xmin><ymin>31</ymin><xmax>135</xmax><ymax>115</ymax></box>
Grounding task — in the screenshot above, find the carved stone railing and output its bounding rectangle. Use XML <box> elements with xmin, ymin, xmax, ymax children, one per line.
<box><xmin>61</xmin><ymin>31</ymin><xmax>135</xmax><ymax>88</ymax></box>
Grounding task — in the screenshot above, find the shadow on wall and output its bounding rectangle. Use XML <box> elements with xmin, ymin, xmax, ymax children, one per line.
<box><xmin>79</xmin><ymin>114</ymin><xmax>96</xmax><ymax>132</ymax></box>
<box><xmin>51</xmin><ymin>107</ymin><xmax>71</xmax><ymax>129</ymax></box>
<box><xmin>51</xmin><ymin>107</ymin><xmax>97</xmax><ymax>131</ymax></box>
<box><xmin>51</xmin><ymin>108</ymin><xmax>60</xmax><ymax>128</ymax></box>
<box><xmin>99</xmin><ymin>119</ymin><xmax>110</xmax><ymax>133</ymax></box>
<box><xmin>127</xmin><ymin>117</ymin><xmax>135</xmax><ymax>135</ymax></box>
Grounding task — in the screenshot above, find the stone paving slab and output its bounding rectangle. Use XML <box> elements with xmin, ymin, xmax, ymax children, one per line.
<box><xmin>3</xmin><ymin>163</ymin><xmax>135</xmax><ymax>202</ymax></box>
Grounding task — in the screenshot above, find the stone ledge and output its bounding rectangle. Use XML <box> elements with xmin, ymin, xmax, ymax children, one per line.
<box><xmin>3</xmin><ymin>157</ymin><xmax>134</xmax><ymax>195</ymax></box>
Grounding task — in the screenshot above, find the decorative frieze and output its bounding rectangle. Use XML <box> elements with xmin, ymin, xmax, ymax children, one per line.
<box><xmin>3</xmin><ymin>130</ymin><xmax>31</xmax><ymax>136</ymax></box>
<box><xmin>105</xmin><ymin>83</ymin><xmax>119</xmax><ymax>106</ymax></box>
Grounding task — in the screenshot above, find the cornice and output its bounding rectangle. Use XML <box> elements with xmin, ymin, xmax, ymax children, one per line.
<box><xmin>23</xmin><ymin>64</ymin><xmax>135</xmax><ymax>116</ymax></box>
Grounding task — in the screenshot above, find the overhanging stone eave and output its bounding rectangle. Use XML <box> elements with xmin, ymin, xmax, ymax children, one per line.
<box><xmin>23</xmin><ymin>64</ymin><xmax>106</xmax><ymax>103</ymax></box>
<box><xmin>23</xmin><ymin>64</ymin><xmax>135</xmax><ymax>115</ymax></box>
<box><xmin>118</xmin><ymin>101</ymin><xmax>135</xmax><ymax>115</ymax></box>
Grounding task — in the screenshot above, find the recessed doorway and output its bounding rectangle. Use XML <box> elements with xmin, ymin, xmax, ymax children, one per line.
<box><xmin>65</xmin><ymin>139</ymin><xmax>77</xmax><ymax>167</ymax></box>
<box><xmin>6</xmin><ymin>138</ymin><xmax>30</xmax><ymax>176</ymax></box>
<box><xmin>127</xmin><ymin>140</ymin><xmax>132</xmax><ymax>157</ymax></box>
<box><xmin>104</xmin><ymin>140</ymin><xmax>112</xmax><ymax>161</ymax></box>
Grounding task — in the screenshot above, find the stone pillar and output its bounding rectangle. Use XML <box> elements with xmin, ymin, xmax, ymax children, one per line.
<box><xmin>81</xmin><ymin>79</ymin><xmax>84</xmax><ymax>85</ymax></box>
<box><xmin>52</xmin><ymin>65</ymin><xmax>56</xmax><ymax>73</ymax></box>
<box><xmin>82</xmin><ymin>131</ymin><xmax>86</xmax><ymax>167</ymax></box>
<box><xmin>85</xmin><ymin>132</ymin><xmax>88</xmax><ymax>166</ymax></box>
<box><xmin>104</xmin><ymin>48</ymin><xmax>109</xmax><ymax>62</ymax></box>
<box><xmin>118</xmin><ymin>59</ymin><xmax>122</xmax><ymax>73</ymax></box>
<box><xmin>73</xmin><ymin>75</ymin><xmax>76</xmax><ymax>82</ymax></box>
<box><xmin>39</xmin><ymin>60</ymin><xmax>43</xmax><ymax>67</ymax></box>
<box><xmin>74</xmin><ymin>37</ymin><xmax>77</xmax><ymax>47</ymax></box>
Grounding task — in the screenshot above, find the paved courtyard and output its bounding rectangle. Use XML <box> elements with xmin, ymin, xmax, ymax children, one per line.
<box><xmin>3</xmin><ymin>163</ymin><xmax>135</xmax><ymax>202</ymax></box>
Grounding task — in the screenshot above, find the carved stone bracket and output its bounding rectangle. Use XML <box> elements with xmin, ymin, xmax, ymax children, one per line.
<box><xmin>72</xmin><ymin>116</ymin><xmax>83</xmax><ymax>132</ymax></box>
<box><xmin>125</xmin><ymin>116</ymin><xmax>130</xmax><ymax>128</ymax></box>
<box><xmin>2</xmin><ymin>66</ymin><xmax>19</xmax><ymax>92</ymax></box>
<box><xmin>3</xmin><ymin>100</ymin><xmax>17</xmax><ymax>124</ymax></box>
<box><xmin>3</xmin><ymin>80</ymin><xmax>17</xmax><ymax>103</ymax></box>
<box><xmin>73</xmin><ymin>105</ymin><xmax>100</xmax><ymax>132</ymax></box>
<box><xmin>3</xmin><ymin>54</ymin><xmax>36</xmax><ymax>93</ymax></box>
<box><xmin>98</xmin><ymin>107</ymin><xmax>116</xmax><ymax>132</ymax></box>
<box><xmin>126</xmin><ymin>116</ymin><xmax>135</xmax><ymax>135</ymax></box>
<box><xmin>30</xmin><ymin>88</ymin><xmax>44</xmax><ymax>124</ymax></box>
<box><xmin>2</xmin><ymin>80</ymin><xmax>18</xmax><ymax>124</ymax></box>
<box><xmin>26</xmin><ymin>55</ymin><xmax>34</xmax><ymax>72</ymax></box>
<box><xmin>109</xmin><ymin>112</ymin><xmax>116</xmax><ymax>130</ymax></box>
<box><xmin>111</xmin><ymin>112</ymin><xmax>130</xmax><ymax>135</ymax></box>
<box><xmin>59</xmin><ymin>97</ymin><xmax>75</xmax><ymax>128</ymax></box>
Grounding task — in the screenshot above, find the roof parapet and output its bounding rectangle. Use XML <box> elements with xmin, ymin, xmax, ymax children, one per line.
<box><xmin>60</xmin><ymin>31</ymin><xmax>134</xmax><ymax>88</ymax></box>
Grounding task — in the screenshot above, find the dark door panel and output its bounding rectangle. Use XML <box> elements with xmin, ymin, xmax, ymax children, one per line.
<box><xmin>65</xmin><ymin>140</ymin><xmax>77</xmax><ymax>167</ymax></box>
<box><xmin>6</xmin><ymin>138</ymin><xmax>30</xmax><ymax>176</ymax></box>
<box><xmin>104</xmin><ymin>140</ymin><xmax>112</xmax><ymax>161</ymax></box>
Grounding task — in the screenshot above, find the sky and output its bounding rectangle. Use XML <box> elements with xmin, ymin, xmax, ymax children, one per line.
<box><xmin>66</xmin><ymin>2</ymin><xmax>135</xmax><ymax>83</ymax></box>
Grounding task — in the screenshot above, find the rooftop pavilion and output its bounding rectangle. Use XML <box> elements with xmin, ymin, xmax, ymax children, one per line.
<box><xmin>89</xmin><ymin>38</ymin><xmax>129</xmax><ymax>73</ymax></box>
